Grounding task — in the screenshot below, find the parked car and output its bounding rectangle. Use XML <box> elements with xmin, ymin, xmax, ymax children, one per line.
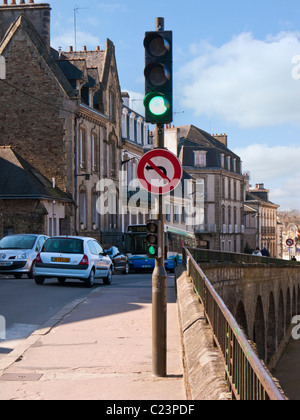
<box><xmin>34</xmin><ymin>236</ymin><xmax>112</xmax><ymax>287</ymax></box>
<box><xmin>0</xmin><ymin>234</ymin><xmax>48</xmax><ymax>279</ymax></box>
<box><xmin>105</xmin><ymin>246</ymin><xmax>129</xmax><ymax>275</ymax></box>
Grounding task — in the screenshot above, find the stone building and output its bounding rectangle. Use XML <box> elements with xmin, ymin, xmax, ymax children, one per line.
<box><xmin>0</xmin><ymin>1</ymin><xmax>122</xmax><ymax>242</ymax></box>
<box><xmin>0</xmin><ymin>146</ymin><xmax>73</xmax><ymax>236</ymax></box>
<box><xmin>165</xmin><ymin>125</ymin><xmax>245</xmax><ymax>252</ymax></box>
<box><xmin>244</xmin><ymin>182</ymin><xmax>279</xmax><ymax>258</ymax></box>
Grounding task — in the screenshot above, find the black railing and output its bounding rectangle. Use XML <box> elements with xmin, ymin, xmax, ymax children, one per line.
<box><xmin>183</xmin><ymin>247</ymin><xmax>286</xmax><ymax>400</ymax></box>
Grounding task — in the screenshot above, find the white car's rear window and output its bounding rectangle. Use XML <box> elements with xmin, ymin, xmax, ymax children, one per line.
<box><xmin>43</xmin><ymin>238</ymin><xmax>84</xmax><ymax>254</ymax></box>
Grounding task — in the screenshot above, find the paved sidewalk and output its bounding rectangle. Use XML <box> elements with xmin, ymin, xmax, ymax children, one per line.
<box><xmin>0</xmin><ymin>274</ymin><xmax>186</xmax><ymax>400</ymax></box>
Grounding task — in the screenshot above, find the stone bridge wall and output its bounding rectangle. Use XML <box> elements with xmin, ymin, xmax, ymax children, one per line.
<box><xmin>201</xmin><ymin>263</ymin><xmax>300</xmax><ymax>369</ymax></box>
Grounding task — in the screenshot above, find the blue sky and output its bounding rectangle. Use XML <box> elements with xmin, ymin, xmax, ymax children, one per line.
<box><xmin>42</xmin><ymin>0</ymin><xmax>300</xmax><ymax>210</ymax></box>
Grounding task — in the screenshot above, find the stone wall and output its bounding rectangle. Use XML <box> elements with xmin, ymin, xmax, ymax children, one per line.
<box><xmin>176</xmin><ymin>266</ymin><xmax>231</xmax><ymax>400</ymax></box>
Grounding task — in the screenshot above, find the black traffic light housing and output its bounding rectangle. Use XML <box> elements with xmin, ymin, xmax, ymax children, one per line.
<box><xmin>144</xmin><ymin>30</ymin><xmax>173</xmax><ymax>124</ymax></box>
<box><xmin>146</xmin><ymin>219</ymin><xmax>161</xmax><ymax>259</ymax></box>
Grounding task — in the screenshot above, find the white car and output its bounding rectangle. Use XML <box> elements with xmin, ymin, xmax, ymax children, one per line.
<box><xmin>0</xmin><ymin>234</ymin><xmax>49</xmax><ymax>279</ymax></box>
<box><xmin>34</xmin><ymin>236</ymin><xmax>113</xmax><ymax>288</ymax></box>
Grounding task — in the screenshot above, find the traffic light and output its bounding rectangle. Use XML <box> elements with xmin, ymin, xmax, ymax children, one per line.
<box><xmin>144</xmin><ymin>30</ymin><xmax>173</xmax><ymax>124</ymax></box>
<box><xmin>146</xmin><ymin>219</ymin><xmax>161</xmax><ymax>258</ymax></box>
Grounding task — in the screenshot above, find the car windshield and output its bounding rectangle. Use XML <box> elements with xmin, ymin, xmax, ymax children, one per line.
<box><xmin>43</xmin><ymin>238</ymin><xmax>84</xmax><ymax>254</ymax></box>
<box><xmin>0</xmin><ymin>235</ymin><xmax>37</xmax><ymax>250</ymax></box>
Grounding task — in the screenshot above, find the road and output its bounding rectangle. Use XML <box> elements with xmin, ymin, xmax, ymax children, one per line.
<box><xmin>0</xmin><ymin>272</ymin><xmax>155</xmax><ymax>361</ymax></box>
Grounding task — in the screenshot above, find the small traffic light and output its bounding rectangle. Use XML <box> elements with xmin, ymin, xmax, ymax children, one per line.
<box><xmin>146</xmin><ymin>219</ymin><xmax>161</xmax><ymax>259</ymax></box>
<box><xmin>144</xmin><ymin>30</ymin><xmax>173</xmax><ymax>124</ymax></box>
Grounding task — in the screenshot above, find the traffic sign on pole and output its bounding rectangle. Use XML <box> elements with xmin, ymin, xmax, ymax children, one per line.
<box><xmin>286</xmin><ymin>238</ymin><xmax>294</xmax><ymax>247</ymax></box>
<box><xmin>137</xmin><ymin>148</ymin><xmax>182</xmax><ymax>195</ymax></box>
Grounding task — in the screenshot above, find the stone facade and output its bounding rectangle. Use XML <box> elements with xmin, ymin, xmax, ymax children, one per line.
<box><xmin>0</xmin><ymin>1</ymin><xmax>122</xmax><ymax>242</ymax></box>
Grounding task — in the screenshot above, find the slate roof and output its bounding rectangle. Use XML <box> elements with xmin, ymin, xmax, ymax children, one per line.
<box><xmin>0</xmin><ymin>147</ymin><xmax>73</xmax><ymax>202</ymax></box>
<box><xmin>177</xmin><ymin>125</ymin><xmax>241</xmax><ymax>171</ymax></box>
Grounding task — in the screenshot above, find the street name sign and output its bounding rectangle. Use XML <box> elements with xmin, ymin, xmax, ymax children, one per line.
<box><xmin>137</xmin><ymin>148</ymin><xmax>182</xmax><ymax>195</ymax></box>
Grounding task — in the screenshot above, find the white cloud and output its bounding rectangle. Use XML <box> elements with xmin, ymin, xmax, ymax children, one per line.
<box><xmin>51</xmin><ymin>31</ymin><xmax>101</xmax><ymax>51</ymax></box>
<box><xmin>177</xmin><ymin>32</ymin><xmax>300</xmax><ymax>128</ymax></box>
<box><xmin>234</xmin><ymin>143</ymin><xmax>300</xmax><ymax>209</ymax></box>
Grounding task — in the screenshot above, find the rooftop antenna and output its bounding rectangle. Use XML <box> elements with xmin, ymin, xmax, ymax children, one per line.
<box><xmin>74</xmin><ymin>5</ymin><xmax>89</xmax><ymax>51</ymax></box>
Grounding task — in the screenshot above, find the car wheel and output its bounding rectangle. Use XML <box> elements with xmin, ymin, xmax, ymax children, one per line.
<box><xmin>122</xmin><ymin>262</ymin><xmax>129</xmax><ymax>275</ymax></box>
<box><xmin>13</xmin><ymin>273</ymin><xmax>23</xmax><ymax>279</ymax></box>
<box><xmin>35</xmin><ymin>276</ymin><xmax>45</xmax><ymax>285</ymax></box>
<box><xmin>103</xmin><ymin>267</ymin><xmax>112</xmax><ymax>285</ymax></box>
<box><xmin>85</xmin><ymin>269</ymin><xmax>95</xmax><ymax>288</ymax></box>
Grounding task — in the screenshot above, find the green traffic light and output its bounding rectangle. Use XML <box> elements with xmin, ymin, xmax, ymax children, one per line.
<box><xmin>148</xmin><ymin>245</ymin><xmax>157</xmax><ymax>256</ymax></box>
<box><xmin>144</xmin><ymin>92</ymin><xmax>170</xmax><ymax>118</ymax></box>
<box><xmin>149</xmin><ymin>96</ymin><xmax>168</xmax><ymax>116</ymax></box>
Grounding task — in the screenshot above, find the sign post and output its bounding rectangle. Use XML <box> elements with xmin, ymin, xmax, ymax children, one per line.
<box><xmin>153</xmin><ymin>125</ymin><xmax>167</xmax><ymax>378</ymax></box>
<box><xmin>142</xmin><ymin>17</ymin><xmax>177</xmax><ymax>378</ymax></box>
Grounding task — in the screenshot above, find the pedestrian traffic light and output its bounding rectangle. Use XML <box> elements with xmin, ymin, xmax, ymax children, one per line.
<box><xmin>146</xmin><ymin>219</ymin><xmax>161</xmax><ymax>259</ymax></box>
<box><xmin>144</xmin><ymin>30</ymin><xmax>173</xmax><ymax>124</ymax></box>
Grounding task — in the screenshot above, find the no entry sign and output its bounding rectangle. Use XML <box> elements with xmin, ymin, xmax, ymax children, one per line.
<box><xmin>137</xmin><ymin>149</ymin><xmax>182</xmax><ymax>195</ymax></box>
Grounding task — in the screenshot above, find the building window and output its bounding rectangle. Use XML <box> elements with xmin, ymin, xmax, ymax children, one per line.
<box><xmin>174</xmin><ymin>206</ymin><xmax>180</xmax><ymax>223</ymax></box>
<box><xmin>49</xmin><ymin>218</ymin><xmax>53</xmax><ymax>237</ymax></box>
<box><xmin>165</xmin><ymin>203</ymin><xmax>171</xmax><ymax>222</ymax></box>
<box><xmin>194</xmin><ymin>151</ymin><xmax>207</xmax><ymax>167</ymax></box>
<box><xmin>80</xmin><ymin>192</ymin><xmax>87</xmax><ymax>229</ymax></box>
<box><xmin>103</xmin><ymin>141</ymin><xmax>108</xmax><ymax>177</ymax></box>
<box><xmin>220</xmin><ymin>153</ymin><xmax>225</xmax><ymax>168</ymax></box>
<box><xmin>92</xmin><ymin>194</ymin><xmax>99</xmax><ymax>229</ymax></box>
<box><xmin>79</xmin><ymin>128</ymin><xmax>87</xmax><ymax>169</ymax></box>
<box><xmin>110</xmin><ymin>141</ymin><xmax>116</xmax><ymax>178</ymax></box>
<box><xmin>91</xmin><ymin>132</ymin><xmax>99</xmax><ymax>172</ymax></box>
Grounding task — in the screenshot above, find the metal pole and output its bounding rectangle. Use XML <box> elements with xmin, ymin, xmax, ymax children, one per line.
<box><xmin>152</xmin><ymin>123</ymin><xmax>167</xmax><ymax>377</ymax></box>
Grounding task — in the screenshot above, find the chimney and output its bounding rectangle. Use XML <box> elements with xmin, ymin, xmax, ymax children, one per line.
<box><xmin>0</xmin><ymin>1</ymin><xmax>51</xmax><ymax>51</ymax></box>
<box><xmin>121</xmin><ymin>91</ymin><xmax>130</xmax><ymax>107</ymax></box>
<box><xmin>213</xmin><ymin>133</ymin><xmax>228</xmax><ymax>147</ymax></box>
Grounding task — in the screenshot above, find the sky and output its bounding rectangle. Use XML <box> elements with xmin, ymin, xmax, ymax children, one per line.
<box><xmin>39</xmin><ymin>0</ymin><xmax>300</xmax><ymax>211</ymax></box>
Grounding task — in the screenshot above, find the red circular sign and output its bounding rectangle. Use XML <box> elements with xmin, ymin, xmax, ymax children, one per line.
<box><xmin>137</xmin><ymin>149</ymin><xmax>182</xmax><ymax>195</ymax></box>
<box><xmin>286</xmin><ymin>239</ymin><xmax>294</xmax><ymax>247</ymax></box>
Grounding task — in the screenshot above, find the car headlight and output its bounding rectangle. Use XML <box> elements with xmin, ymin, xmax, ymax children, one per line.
<box><xmin>16</xmin><ymin>251</ymin><xmax>30</xmax><ymax>260</ymax></box>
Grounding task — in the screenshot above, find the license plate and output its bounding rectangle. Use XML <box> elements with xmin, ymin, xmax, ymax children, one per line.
<box><xmin>52</xmin><ymin>257</ymin><xmax>70</xmax><ymax>263</ymax></box>
<box><xmin>142</xmin><ymin>265</ymin><xmax>152</xmax><ymax>268</ymax></box>
<box><xmin>0</xmin><ymin>262</ymin><xmax>12</xmax><ymax>266</ymax></box>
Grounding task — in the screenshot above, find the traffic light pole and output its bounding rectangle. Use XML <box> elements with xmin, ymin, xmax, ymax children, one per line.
<box><xmin>152</xmin><ymin>123</ymin><xmax>168</xmax><ymax>377</ymax></box>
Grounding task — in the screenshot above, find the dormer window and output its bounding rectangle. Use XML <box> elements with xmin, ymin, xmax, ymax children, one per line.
<box><xmin>194</xmin><ymin>151</ymin><xmax>207</xmax><ymax>167</ymax></box>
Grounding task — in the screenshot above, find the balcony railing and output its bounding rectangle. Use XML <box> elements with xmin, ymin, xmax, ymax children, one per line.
<box><xmin>194</xmin><ymin>224</ymin><xmax>217</xmax><ymax>234</ymax></box>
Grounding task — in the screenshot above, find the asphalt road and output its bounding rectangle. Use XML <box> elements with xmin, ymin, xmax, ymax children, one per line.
<box><xmin>0</xmin><ymin>272</ymin><xmax>154</xmax><ymax>360</ymax></box>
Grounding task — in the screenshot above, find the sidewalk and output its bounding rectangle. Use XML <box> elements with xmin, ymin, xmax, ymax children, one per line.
<box><xmin>0</xmin><ymin>274</ymin><xmax>186</xmax><ymax>400</ymax></box>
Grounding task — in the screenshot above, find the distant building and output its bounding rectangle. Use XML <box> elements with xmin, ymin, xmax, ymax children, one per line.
<box><xmin>244</xmin><ymin>179</ymin><xmax>279</xmax><ymax>258</ymax></box>
<box><xmin>165</xmin><ymin>125</ymin><xmax>245</xmax><ymax>251</ymax></box>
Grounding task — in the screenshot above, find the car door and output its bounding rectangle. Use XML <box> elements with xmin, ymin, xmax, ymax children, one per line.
<box><xmin>93</xmin><ymin>240</ymin><xmax>110</xmax><ymax>277</ymax></box>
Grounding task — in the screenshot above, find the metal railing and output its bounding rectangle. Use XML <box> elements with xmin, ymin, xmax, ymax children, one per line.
<box><xmin>183</xmin><ymin>247</ymin><xmax>286</xmax><ymax>400</ymax></box>
<box><xmin>188</xmin><ymin>247</ymin><xmax>300</xmax><ymax>266</ymax></box>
